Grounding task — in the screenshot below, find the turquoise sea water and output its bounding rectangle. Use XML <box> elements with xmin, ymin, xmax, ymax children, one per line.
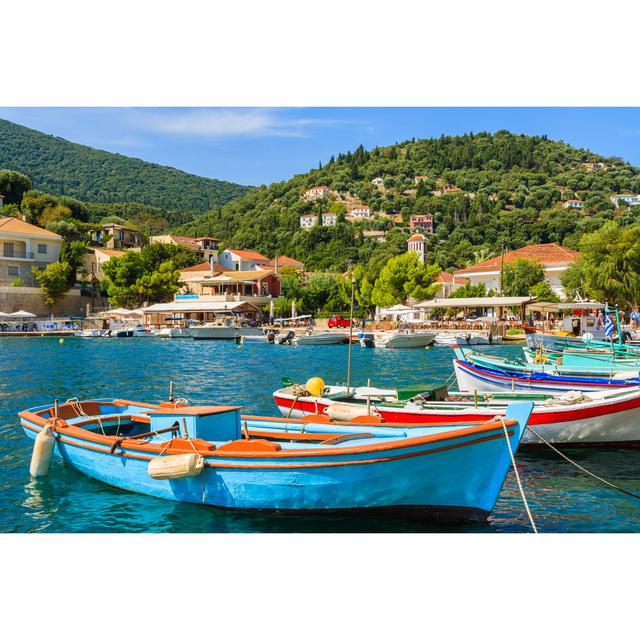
<box><xmin>2</xmin><ymin>337</ymin><xmax>640</xmax><ymax>533</ymax></box>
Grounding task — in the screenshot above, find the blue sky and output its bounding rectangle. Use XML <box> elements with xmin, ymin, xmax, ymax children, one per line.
<box><xmin>1</xmin><ymin>107</ymin><xmax>639</xmax><ymax>186</ymax></box>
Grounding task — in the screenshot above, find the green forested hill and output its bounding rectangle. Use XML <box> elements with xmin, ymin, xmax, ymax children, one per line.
<box><xmin>179</xmin><ymin>131</ymin><xmax>640</xmax><ymax>275</ymax></box>
<box><xmin>0</xmin><ymin>118</ymin><xmax>251</xmax><ymax>223</ymax></box>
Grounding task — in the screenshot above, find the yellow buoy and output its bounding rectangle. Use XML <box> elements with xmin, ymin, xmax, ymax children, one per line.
<box><xmin>306</xmin><ymin>377</ymin><xmax>326</xmax><ymax>397</ymax></box>
<box><xmin>59</xmin><ymin>338</ymin><xmax>64</xmax><ymax>344</ymax></box>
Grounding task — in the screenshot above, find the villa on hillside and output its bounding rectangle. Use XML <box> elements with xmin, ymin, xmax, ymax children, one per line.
<box><xmin>217</xmin><ymin>248</ymin><xmax>271</xmax><ymax>271</ymax></box>
<box><xmin>178</xmin><ymin>264</ymin><xmax>281</xmax><ymax>300</ymax></box>
<box><xmin>151</xmin><ymin>234</ymin><xmax>219</xmax><ymax>262</ymax></box>
<box><xmin>610</xmin><ymin>194</ymin><xmax>640</xmax><ymax>208</ymax></box>
<box><xmin>454</xmin><ymin>243</ymin><xmax>580</xmax><ymax>297</ymax></box>
<box><xmin>302</xmin><ymin>186</ymin><xmax>330</xmax><ymax>201</ymax></box>
<box><xmin>0</xmin><ymin>216</ymin><xmax>63</xmax><ymax>286</ymax></box>
<box><xmin>563</xmin><ymin>200</ymin><xmax>583</xmax><ymax>209</ymax></box>
<box><xmin>409</xmin><ymin>214</ymin><xmax>434</xmax><ymax>233</ymax></box>
<box><xmin>348</xmin><ymin>206</ymin><xmax>371</xmax><ymax>219</ymax></box>
<box><xmin>321</xmin><ymin>213</ymin><xmax>337</xmax><ymax>227</ymax></box>
<box><xmin>414</xmin><ymin>176</ymin><xmax>430</xmax><ymax>184</ymax></box>
<box><xmin>300</xmin><ymin>214</ymin><xmax>318</xmax><ymax>229</ymax></box>
<box><xmin>262</xmin><ymin>255</ymin><xmax>305</xmax><ymax>270</ymax></box>
<box><xmin>90</xmin><ymin>223</ymin><xmax>145</xmax><ymax>250</ymax></box>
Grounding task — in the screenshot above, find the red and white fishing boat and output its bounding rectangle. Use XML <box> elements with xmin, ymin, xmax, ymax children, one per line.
<box><xmin>273</xmin><ymin>380</ymin><xmax>640</xmax><ymax>446</ymax></box>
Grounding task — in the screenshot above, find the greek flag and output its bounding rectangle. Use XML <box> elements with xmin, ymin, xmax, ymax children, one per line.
<box><xmin>604</xmin><ymin>313</ymin><xmax>614</xmax><ymax>337</ymax></box>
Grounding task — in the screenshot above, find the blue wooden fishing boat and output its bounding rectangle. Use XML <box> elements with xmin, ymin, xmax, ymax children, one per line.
<box><xmin>19</xmin><ymin>397</ymin><xmax>533</xmax><ymax>522</ymax></box>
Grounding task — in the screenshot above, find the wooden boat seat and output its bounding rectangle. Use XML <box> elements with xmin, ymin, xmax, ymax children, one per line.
<box><xmin>50</xmin><ymin>402</ymin><xmax>105</xmax><ymax>420</ymax></box>
<box><xmin>218</xmin><ymin>439</ymin><xmax>282</xmax><ymax>453</ymax></box>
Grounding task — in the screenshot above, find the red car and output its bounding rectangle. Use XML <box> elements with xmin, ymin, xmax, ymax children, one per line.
<box><xmin>328</xmin><ymin>315</ymin><xmax>351</xmax><ymax>328</ymax></box>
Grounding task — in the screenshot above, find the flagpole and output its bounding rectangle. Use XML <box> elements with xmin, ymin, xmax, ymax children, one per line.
<box><xmin>615</xmin><ymin>304</ymin><xmax>623</xmax><ymax>346</ymax></box>
<box><xmin>346</xmin><ymin>270</ymin><xmax>356</xmax><ymax>394</ymax></box>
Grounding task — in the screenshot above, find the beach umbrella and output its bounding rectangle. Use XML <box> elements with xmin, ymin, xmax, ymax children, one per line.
<box><xmin>374</xmin><ymin>306</ymin><xmax>380</xmax><ymax>321</ymax></box>
<box><xmin>0</xmin><ymin>311</ymin><xmax>11</xmax><ymax>317</ymax></box>
<box><xmin>269</xmin><ymin>298</ymin><xmax>275</xmax><ymax>321</ymax></box>
<box><xmin>291</xmin><ymin>299</ymin><xmax>297</xmax><ymax>319</ymax></box>
<box><xmin>10</xmin><ymin>310</ymin><xmax>37</xmax><ymax>318</ymax></box>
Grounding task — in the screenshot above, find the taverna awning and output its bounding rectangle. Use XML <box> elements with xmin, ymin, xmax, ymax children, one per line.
<box><xmin>143</xmin><ymin>301</ymin><xmax>260</xmax><ymax>314</ymax></box>
<box><xmin>415</xmin><ymin>296</ymin><xmax>534</xmax><ymax>309</ymax></box>
<box><xmin>527</xmin><ymin>300</ymin><xmax>605</xmax><ymax>313</ymax></box>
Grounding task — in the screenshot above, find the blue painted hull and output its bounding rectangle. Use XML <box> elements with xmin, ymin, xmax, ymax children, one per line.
<box><xmin>20</xmin><ymin>401</ymin><xmax>533</xmax><ymax>520</ymax></box>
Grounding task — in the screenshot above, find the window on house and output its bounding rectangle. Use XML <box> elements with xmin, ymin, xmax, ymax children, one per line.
<box><xmin>8</xmin><ymin>266</ymin><xmax>19</xmax><ymax>277</ymax></box>
<box><xmin>38</xmin><ymin>244</ymin><xmax>48</xmax><ymax>254</ymax></box>
<box><xmin>3</xmin><ymin>242</ymin><xmax>14</xmax><ymax>257</ymax></box>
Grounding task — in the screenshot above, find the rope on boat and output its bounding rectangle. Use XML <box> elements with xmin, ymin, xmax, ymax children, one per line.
<box><xmin>499</xmin><ymin>417</ymin><xmax>538</xmax><ymax>533</ymax></box>
<box><xmin>525</xmin><ymin>426</ymin><xmax>640</xmax><ymax>501</ymax></box>
<box><xmin>66</xmin><ymin>397</ymin><xmax>105</xmax><ymax>435</ymax></box>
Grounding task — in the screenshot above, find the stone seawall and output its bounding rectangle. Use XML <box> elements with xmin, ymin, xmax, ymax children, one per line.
<box><xmin>0</xmin><ymin>286</ymin><xmax>91</xmax><ymax>316</ymax></box>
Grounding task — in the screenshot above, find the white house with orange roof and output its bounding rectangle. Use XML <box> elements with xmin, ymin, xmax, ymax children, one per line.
<box><xmin>454</xmin><ymin>243</ymin><xmax>580</xmax><ymax>297</ymax></box>
<box><xmin>348</xmin><ymin>206</ymin><xmax>371</xmax><ymax>219</ymax></box>
<box><xmin>407</xmin><ymin>233</ymin><xmax>428</xmax><ymax>265</ymax></box>
<box><xmin>302</xmin><ymin>186</ymin><xmax>330</xmax><ymax>201</ymax></box>
<box><xmin>300</xmin><ymin>214</ymin><xmax>319</xmax><ymax>229</ymax></box>
<box><xmin>217</xmin><ymin>248</ymin><xmax>271</xmax><ymax>271</ymax></box>
<box><xmin>434</xmin><ymin>271</ymin><xmax>469</xmax><ymax>298</ymax></box>
<box><xmin>563</xmin><ymin>199</ymin><xmax>583</xmax><ymax>209</ymax></box>
<box><xmin>261</xmin><ymin>255</ymin><xmax>305</xmax><ymax>270</ymax></box>
<box><xmin>0</xmin><ymin>216</ymin><xmax>63</xmax><ymax>285</ymax></box>
<box><xmin>414</xmin><ymin>176</ymin><xmax>430</xmax><ymax>184</ymax></box>
<box><xmin>150</xmin><ymin>234</ymin><xmax>219</xmax><ymax>262</ymax></box>
<box><xmin>81</xmin><ymin>247</ymin><xmax>126</xmax><ymax>281</ymax></box>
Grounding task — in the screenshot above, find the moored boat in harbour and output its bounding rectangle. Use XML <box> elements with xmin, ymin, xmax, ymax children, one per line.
<box><xmin>19</xmin><ymin>397</ymin><xmax>533</xmax><ymax>521</ymax></box>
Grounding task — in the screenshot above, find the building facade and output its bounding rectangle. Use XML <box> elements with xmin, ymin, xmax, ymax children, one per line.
<box><xmin>563</xmin><ymin>200</ymin><xmax>583</xmax><ymax>209</ymax></box>
<box><xmin>322</xmin><ymin>213</ymin><xmax>337</xmax><ymax>227</ymax></box>
<box><xmin>91</xmin><ymin>223</ymin><xmax>145</xmax><ymax>250</ymax></box>
<box><xmin>0</xmin><ymin>216</ymin><xmax>63</xmax><ymax>285</ymax></box>
<box><xmin>302</xmin><ymin>186</ymin><xmax>330</xmax><ymax>201</ymax></box>
<box><xmin>300</xmin><ymin>214</ymin><xmax>319</xmax><ymax>229</ymax></box>
<box><xmin>348</xmin><ymin>206</ymin><xmax>371</xmax><ymax>219</ymax></box>
<box><xmin>409</xmin><ymin>214</ymin><xmax>434</xmax><ymax>233</ymax></box>
<box><xmin>151</xmin><ymin>234</ymin><xmax>219</xmax><ymax>262</ymax></box>
<box><xmin>454</xmin><ymin>243</ymin><xmax>580</xmax><ymax>297</ymax></box>
<box><xmin>217</xmin><ymin>249</ymin><xmax>271</xmax><ymax>271</ymax></box>
<box><xmin>610</xmin><ymin>194</ymin><xmax>640</xmax><ymax>208</ymax></box>
<box><xmin>82</xmin><ymin>248</ymin><xmax>125</xmax><ymax>281</ymax></box>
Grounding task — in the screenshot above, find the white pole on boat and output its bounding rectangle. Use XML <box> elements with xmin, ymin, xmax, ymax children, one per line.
<box><xmin>169</xmin><ymin>381</ymin><xmax>175</xmax><ymax>403</ymax></box>
<box><xmin>346</xmin><ymin>270</ymin><xmax>356</xmax><ymax>394</ymax></box>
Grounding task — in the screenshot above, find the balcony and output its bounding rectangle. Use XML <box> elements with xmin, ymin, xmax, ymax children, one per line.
<box><xmin>1</xmin><ymin>250</ymin><xmax>34</xmax><ymax>260</ymax></box>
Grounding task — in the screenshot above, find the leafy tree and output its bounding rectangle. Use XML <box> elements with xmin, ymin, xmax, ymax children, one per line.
<box><xmin>502</xmin><ymin>258</ymin><xmax>545</xmax><ymax>296</ymax></box>
<box><xmin>529</xmin><ymin>281</ymin><xmax>560</xmax><ymax>303</ymax></box>
<box><xmin>371</xmin><ymin>253</ymin><xmax>440</xmax><ymax>306</ymax></box>
<box><xmin>39</xmin><ymin>204</ymin><xmax>73</xmax><ymax>227</ymax></box>
<box><xmin>449</xmin><ymin>282</ymin><xmax>487</xmax><ymax>298</ymax></box>
<box><xmin>0</xmin><ymin>169</ymin><xmax>32</xmax><ymax>204</ymax></box>
<box><xmin>20</xmin><ymin>191</ymin><xmax>58</xmax><ymax>224</ymax></box>
<box><xmin>560</xmin><ymin>260</ymin><xmax>587</xmax><ymax>301</ymax></box>
<box><xmin>60</xmin><ymin>240</ymin><xmax>87</xmax><ymax>286</ymax></box>
<box><xmin>576</xmin><ymin>221</ymin><xmax>640</xmax><ymax>307</ymax></box>
<box><xmin>33</xmin><ymin>262</ymin><xmax>71</xmax><ymax>309</ymax></box>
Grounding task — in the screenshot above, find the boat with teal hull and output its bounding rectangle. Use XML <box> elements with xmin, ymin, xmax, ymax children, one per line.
<box><xmin>19</xmin><ymin>397</ymin><xmax>533</xmax><ymax>521</ymax></box>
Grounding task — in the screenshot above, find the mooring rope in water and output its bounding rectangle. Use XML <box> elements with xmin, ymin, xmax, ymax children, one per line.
<box><xmin>526</xmin><ymin>426</ymin><xmax>640</xmax><ymax>501</ymax></box>
<box><xmin>499</xmin><ymin>417</ymin><xmax>538</xmax><ymax>533</ymax></box>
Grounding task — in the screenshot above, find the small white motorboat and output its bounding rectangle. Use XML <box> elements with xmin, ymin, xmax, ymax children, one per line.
<box><xmin>374</xmin><ymin>331</ymin><xmax>435</xmax><ymax>349</ymax></box>
<box><xmin>74</xmin><ymin>328</ymin><xmax>109</xmax><ymax>338</ymax></box>
<box><xmin>434</xmin><ymin>332</ymin><xmax>502</xmax><ymax>346</ymax></box>
<box><xmin>190</xmin><ymin>323</ymin><xmax>264</xmax><ymax>340</ymax></box>
<box><xmin>156</xmin><ymin>327</ymin><xmax>192</xmax><ymax>338</ymax></box>
<box><xmin>293</xmin><ymin>331</ymin><xmax>349</xmax><ymax>346</ymax></box>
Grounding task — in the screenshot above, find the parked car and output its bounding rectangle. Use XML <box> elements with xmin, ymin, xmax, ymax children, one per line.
<box><xmin>328</xmin><ymin>315</ymin><xmax>351</xmax><ymax>328</ymax></box>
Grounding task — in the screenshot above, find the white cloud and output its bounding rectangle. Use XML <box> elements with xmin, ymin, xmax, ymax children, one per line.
<box><xmin>133</xmin><ymin>108</ymin><xmax>358</xmax><ymax>139</ymax></box>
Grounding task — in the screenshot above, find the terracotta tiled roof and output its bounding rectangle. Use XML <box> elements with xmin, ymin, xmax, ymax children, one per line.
<box><xmin>436</xmin><ymin>271</ymin><xmax>469</xmax><ymax>284</ymax></box>
<box><xmin>95</xmin><ymin>249</ymin><xmax>125</xmax><ymax>258</ymax></box>
<box><xmin>455</xmin><ymin>243</ymin><xmax>580</xmax><ymax>275</ymax></box>
<box><xmin>181</xmin><ymin>261</ymin><xmax>225</xmax><ymax>273</ymax></box>
<box><xmin>0</xmin><ymin>216</ymin><xmax>62</xmax><ymax>239</ymax></box>
<box><xmin>408</xmin><ymin>234</ymin><xmax>427</xmax><ymax>241</ymax></box>
<box><xmin>227</xmin><ymin>249</ymin><xmax>270</xmax><ymax>261</ymax></box>
<box><xmin>262</xmin><ymin>256</ymin><xmax>304</xmax><ymax>268</ymax></box>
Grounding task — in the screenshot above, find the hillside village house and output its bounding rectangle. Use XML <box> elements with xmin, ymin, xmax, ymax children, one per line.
<box><xmin>82</xmin><ymin>248</ymin><xmax>125</xmax><ymax>281</ymax></box>
<box><xmin>217</xmin><ymin>248</ymin><xmax>271</xmax><ymax>271</ymax></box>
<box><xmin>90</xmin><ymin>223</ymin><xmax>145</xmax><ymax>250</ymax></box>
<box><xmin>0</xmin><ymin>216</ymin><xmax>63</xmax><ymax>285</ymax></box>
<box><xmin>322</xmin><ymin>213</ymin><xmax>337</xmax><ymax>227</ymax></box>
<box><xmin>302</xmin><ymin>186</ymin><xmax>330</xmax><ymax>201</ymax></box>
<box><xmin>409</xmin><ymin>214</ymin><xmax>434</xmax><ymax>233</ymax></box>
<box><xmin>563</xmin><ymin>200</ymin><xmax>583</xmax><ymax>209</ymax></box>
<box><xmin>371</xmin><ymin>177</ymin><xmax>384</xmax><ymax>187</ymax></box>
<box><xmin>454</xmin><ymin>243</ymin><xmax>580</xmax><ymax>298</ymax></box>
<box><xmin>151</xmin><ymin>234</ymin><xmax>219</xmax><ymax>262</ymax></box>
<box><xmin>363</xmin><ymin>230</ymin><xmax>387</xmax><ymax>243</ymax></box>
<box><xmin>610</xmin><ymin>194</ymin><xmax>640</xmax><ymax>208</ymax></box>
<box><xmin>407</xmin><ymin>233</ymin><xmax>428</xmax><ymax>265</ymax></box>
<box><xmin>414</xmin><ymin>176</ymin><xmax>430</xmax><ymax>184</ymax></box>
<box><xmin>348</xmin><ymin>206</ymin><xmax>371</xmax><ymax>219</ymax></box>
<box><xmin>300</xmin><ymin>214</ymin><xmax>318</xmax><ymax>229</ymax></box>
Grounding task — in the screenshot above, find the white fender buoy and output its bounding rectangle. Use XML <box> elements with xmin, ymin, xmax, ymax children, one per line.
<box><xmin>30</xmin><ymin>424</ymin><xmax>56</xmax><ymax>477</ymax></box>
<box><xmin>326</xmin><ymin>402</ymin><xmax>371</xmax><ymax>422</ymax></box>
<box><xmin>148</xmin><ymin>453</ymin><xmax>204</xmax><ymax>480</ymax></box>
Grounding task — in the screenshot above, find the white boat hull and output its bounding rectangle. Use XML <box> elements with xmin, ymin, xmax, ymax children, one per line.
<box><xmin>293</xmin><ymin>332</ymin><xmax>349</xmax><ymax>345</ymax></box>
<box><xmin>190</xmin><ymin>325</ymin><xmax>263</xmax><ymax>340</ymax></box>
<box><xmin>376</xmin><ymin>332</ymin><xmax>435</xmax><ymax>349</ymax></box>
